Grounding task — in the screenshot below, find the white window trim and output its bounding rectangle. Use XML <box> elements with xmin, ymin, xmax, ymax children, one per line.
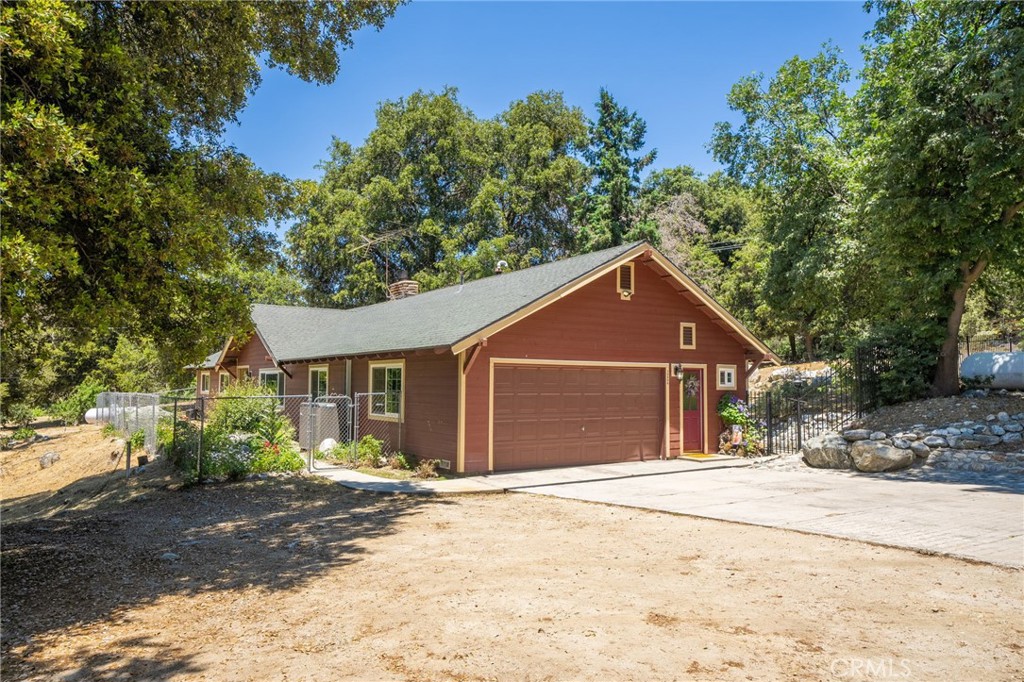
<box><xmin>218</xmin><ymin>371</ymin><xmax>230</xmax><ymax>392</ymax></box>
<box><xmin>259</xmin><ymin>368</ymin><xmax>285</xmax><ymax>396</ymax></box>
<box><xmin>716</xmin><ymin>364</ymin><xmax>737</xmax><ymax>390</ymax></box>
<box><xmin>200</xmin><ymin>372</ymin><xmax>211</xmax><ymax>394</ymax></box>
<box><xmin>309</xmin><ymin>364</ymin><xmax>329</xmax><ymax>400</ymax></box>
<box><xmin>237</xmin><ymin>365</ymin><xmax>250</xmax><ymax>381</ymax></box>
<box><xmin>616</xmin><ymin>262</ymin><xmax>635</xmax><ymax>300</ymax></box>
<box><xmin>680</xmin><ymin>322</ymin><xmax>697</xmax><ymax>350</ymax></box>
<box><xmin>368</xmin><ymin>359</ymin><xmax>405</xmax><ymax>422</ymax></box>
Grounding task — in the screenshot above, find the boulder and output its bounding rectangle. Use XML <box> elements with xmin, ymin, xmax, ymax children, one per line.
<box><xmin>997</xmin><ymin>411</ymin><xmax>1010</xmax><ymax>422</ymax></box>
<box><xmin>909</xmin><ymin>441</ymin><xmax>931</xmax><ymax>458</ymax></box>
<box><xmin>38</xmin><ymin>451</ymin><xmax>60</xmax><ymax>469</ymax></box>
<box><xmin>850</xmin><ymin>441</ymin><xmax>914</xmax><ymax>473</ymax></box>
<box><xmin>1004</xmin><ymin>432</ymin><xmax>1022</xmax><ymax>444</ymax></box>
<box><xmin>842</xmin><ymin>429</ymin><xmax>872</xmax><ymax>442</ymax></box>
<box><xmin>892</xmin><ymin>438</ymin><xmax>911</xmax><ymax>449</ymax></box>
<box><xmin>318</xmin><ymin>438</ymin><xmax>338</xmax><ymax>453</ymax></box>
<box><xmin>1004</xmin><ymin>422</ymin><xmax>1022</xmax><ymax>433</ymax></box>
<box><xmin>802</xmin><ymin>434</ymin><xmax>852</xmax><ymax>469</ymax></box>
<box><xmin>922</xmin><ymin>436</ymin><xmax>947</xmax><ymax>448</ymax></box>
<box><xmin>991</xmin><ymin>425</ymin><xmax>1006</xmax><ymax>436</ymax></box>
<box><xmin>895</xmin><ymin>432</ymin><xmax>918</xmax><ymax>441</ymax></box>
<box><xmin>870</xmin><ymin>431</ymin><xmax>887</xmax><ymax>440</ymax></box>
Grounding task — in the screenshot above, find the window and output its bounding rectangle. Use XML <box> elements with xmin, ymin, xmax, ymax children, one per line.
<box><xmin>259</xmin><ymin>369</ymin><xmax>285</xmax><ymax>399</ymax></box>
<box><xmin>237</xmin><ymin>365</ymin><xmax>250</xmax><ymax>380</ymax></box>
<box><xmin>680</xmin><ymin>323</ymin><xmax>697</xmax><ymax>350</ymax></box>
<box><xmin>200</xmin><ymin>372</ymin><xmax>210</xmax><ymax>394</ymax></box>
<box><xmin>369</xmin><ymin>361</ymin><xmax>403</xmax><ymax>420</ymax></box>
<box><xmin>218</xmin><ymin>371</ymin><xmax>230</xmax><ymax>392</ymax></box>
<box><xmin>616</xmin><ymin>263</ymin><xmax>635</xmax><ymax>300</ymax></box>
<box><xmin>717</xmin><ymin>364</ymin><xmax>737</xmax><ymax>390</ymax></box>
<box><xmin>310</xmin><ymin>365</ymin><xmax>329</xmax><ymax>400</ymax></box>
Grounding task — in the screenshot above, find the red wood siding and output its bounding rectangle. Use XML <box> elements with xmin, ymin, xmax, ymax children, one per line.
<box><xmin>462</xmin><ymin>258</ymin><xmax>749</xmax><ymax>473</ymax></box>
<box><xmin>350</xmin><ymin>354</ymin><xmax>458</xmax><ymax>463</ymax></box>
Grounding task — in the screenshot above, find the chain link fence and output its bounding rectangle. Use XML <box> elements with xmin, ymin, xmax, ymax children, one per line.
<box><xmin>161</xmin><ymin>392</ymin><xmax>403</xmax><ymax>481</ymax></box>
<box><xmin>93</xmin><ymin>392</ymin><xmax>164</xmax><ymax>453</ymax></box>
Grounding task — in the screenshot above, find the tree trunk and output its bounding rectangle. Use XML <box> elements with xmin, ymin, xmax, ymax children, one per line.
<box><xmin>803</xmin><ymin>333</ymin><xmax>816</xmax><ymax>362</ymax></box>
<box><xmin>932</xmin><ymin>259</ymin><xmax>988</xmax><ymax>396</ymax></box>
<box><xmin>788</xmin><ymin>334</ymin><xmax>797</xmax><ymax>361</ymax></box>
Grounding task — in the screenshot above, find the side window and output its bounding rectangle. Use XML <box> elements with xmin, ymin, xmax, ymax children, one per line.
<box><xmin>310</xmin><ymin>366</ymin><xmax>329</xmax><ymax>400</ymax></box>
<box><xmin>259</xmin><ymin>369</ymin><xmax>285</xmax><ymax>400</ymax></box>
<box><xmin>716</xmin><ymin>365</ymin><xmax>737</xmax><ymax>390</ymax></box>
<box><xmin>369</xmin><ymin>363</ymin><xmax>403</xmax><ymax>419</ymax></box>
<box><xmin>219</xmin><ymin>372</ymin><xmax>230</xmax><ymax>392</ymax></box>
<box><xmin>200</xmin><ymin>372</ymin><xmax>210</xmax><ymax>394</ymax></box>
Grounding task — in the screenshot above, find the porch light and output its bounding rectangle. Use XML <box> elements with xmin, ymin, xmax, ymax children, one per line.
<box><xmin>672</xmin><ymin>364</ymin><xmax>685</xmax><ymax>381</ymax></box>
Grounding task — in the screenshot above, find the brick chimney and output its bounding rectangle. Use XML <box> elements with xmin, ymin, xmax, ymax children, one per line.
<box><xmin>388</xmin><ymin>270</ymin><xmax>419</xmax><ymax>300</ymax></box>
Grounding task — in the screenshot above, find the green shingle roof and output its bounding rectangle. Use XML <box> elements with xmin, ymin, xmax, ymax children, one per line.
<box><xmin>251</xmin><ymin>241</ymin><xmax>644</xmax><ymax>362</ymax></box>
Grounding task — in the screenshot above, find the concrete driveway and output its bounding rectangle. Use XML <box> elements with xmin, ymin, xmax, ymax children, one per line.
<box><xmin>478</xmin><ymin>459</ymin><xmax>1024</xmax><ymax>568</ymax></box>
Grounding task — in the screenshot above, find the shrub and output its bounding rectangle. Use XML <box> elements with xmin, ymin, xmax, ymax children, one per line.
<box><xmin>3</xmin><ymin>402</ymin><xmax>33</xmax><ymax>429</ymax></box>
<box><xmin>129</xmin><ymin>429</ymin><xmax>145</xmax><ymax>451</ymax></box>
<box><xmin>415</xmin><ymin>459</ymin><xmax>440</xmax><ymax>479</ymax></box>
<box><xmin>717</xmin><ymin>393</ymin><xmax>764</xmax><ymax>440</ymax></box>
<box><xmin>169</xmin><ymin>381</ymin><xmax>304</xmax><ymax>482</ymax></box>
<box><xmin>53</xmin><ymin>378</ymin><xmax>107</xmax><ymax>425</ymax></box>
<box><xmin>101</xmin><ymin>422</ymin><xmax>119</xmax><ymax>438</ymax></box>
<box><xmin>388</xmin><ymin>452</ymin><xmax>416</xmax><ymax>471</ymax></box>
<box><xmin>356</xmin><ymin>435</ymin><xmax>385</xmax><ymax>468</ymax></box>
<box><xmin>12</xmin><ymin>426</ymin><xmax>36</xmax><ymax>441</ymax></box>
<box><xmin>848</xmin><ymin>322</ymin><xmax>939</xmax><ymax>408</ymax></box>
<box><xmin>326</xmin><ymin>441</ymin><xmax>359</xmax><ymax>466</ymax></box>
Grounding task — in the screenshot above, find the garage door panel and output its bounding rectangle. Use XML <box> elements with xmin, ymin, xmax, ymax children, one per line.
<box><xmin>493</xmin><ymin>364</ymin><xmax>664</xmax><ymax>471</ymax></box>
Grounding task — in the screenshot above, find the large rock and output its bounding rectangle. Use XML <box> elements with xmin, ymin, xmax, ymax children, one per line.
<box><xmin>850</xmin><ymin>441</ymin><xmax>914</xmax><ymax>473</ymax></box>
<box><xmin>909</xmin><ymin>441</ymin><xmax>931</xmax><ymax>458</ymax></box>
<box><xmin>842</xmin><ymin>429</ymin><xmax>872</xmax><ymax>442</ymax></box>
<box><xmin>802</xmin><ymin>434</ymin><xmax>852</xmax><ymax>469</ymax></box>
<box><xmin>38</xmin><ymin>451</ymin><xmax>60</xmax><ymax>469</ymax></box>
<box><xmin>922</xmin><ymin>435</ymin><xmax>947</xmax><ymax>448</ymax></box>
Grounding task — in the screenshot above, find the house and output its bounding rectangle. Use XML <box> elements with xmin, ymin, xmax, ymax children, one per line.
<box><xmin>194</xmin><ymin>241</ymin><xmax>779</xmax><ymax>474</ymax></box>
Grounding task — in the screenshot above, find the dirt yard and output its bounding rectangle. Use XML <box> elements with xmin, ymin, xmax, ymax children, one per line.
<box><xmin>2</xmin><ymin>430</ymin><xmax>1021</xmax><ymax>681</ymax></box>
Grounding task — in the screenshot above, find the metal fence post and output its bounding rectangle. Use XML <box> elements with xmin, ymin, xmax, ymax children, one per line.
<box><xmin>766</xmin><ymin>393</ymin><xmax>773</xmax><ymax>456</ymax></box>
<box><xmin>171</xmin><ymin>398</ymin><xmax>178</xmax><ymax>458</ymax></box>
<box><xmin>197</xmin><ymin>396</ymin><xmax>205</xmax><ymax>482</ymax></box>
<box><xmin>795</xmin><ymin>400</ymin><xmax>803</xmax><ymax>452</ymax></box>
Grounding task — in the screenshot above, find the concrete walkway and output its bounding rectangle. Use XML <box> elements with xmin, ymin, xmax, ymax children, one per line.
<box><xmin>312</xmin><ymin>458</ymin><xmax>1024</xmax><ymax>568</ymax></box>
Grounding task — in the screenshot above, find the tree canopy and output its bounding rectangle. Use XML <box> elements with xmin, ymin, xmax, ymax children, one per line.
<box><xmin>1</xmin><ymin>0</ymin><xmax>402</xmax><ymax>406</ymax></box>
<box><xmin>288</xmin><ymin>89</ymin><xmax>590</xmax><ymax>307</ymax></box>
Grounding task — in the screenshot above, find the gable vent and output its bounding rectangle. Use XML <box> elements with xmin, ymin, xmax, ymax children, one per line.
<box><xmin>617</xmin><ymin>263</ymin><xmax>635</xmax><ymax>300</ymax></box>
<box><xmin>680</xmin><ymin>322</ymin><xmax>697</xmax><ymax>350</ymax></box>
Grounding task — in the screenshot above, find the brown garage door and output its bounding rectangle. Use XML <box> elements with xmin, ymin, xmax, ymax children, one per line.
<box><xmin>492</xmin><ymin>364</ymin><xmax>664</xmax><ymax>471</ymax></box>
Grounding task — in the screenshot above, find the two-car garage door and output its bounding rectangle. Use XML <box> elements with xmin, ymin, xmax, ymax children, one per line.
<box><xmin>492</xmin><ymin>364</ymin><xmax>665</xmax><ymax>471</ymax></box>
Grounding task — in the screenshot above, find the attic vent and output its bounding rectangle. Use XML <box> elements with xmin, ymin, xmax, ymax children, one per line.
<box><xmin>680</xmin><ymin>322</ymin><xmax>697</xmax><ymax>350</ymax></box>
<box><xmin>388</xmin><ymin>278</ymin><xmax>420</xmax><ymax>300</ymax></box>
<box><xmin>617</xmin><ymin>263</ymin><xmax>635</xmax><ymax>300</ymax></box>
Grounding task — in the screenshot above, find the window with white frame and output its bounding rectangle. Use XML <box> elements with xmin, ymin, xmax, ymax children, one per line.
<box><xmin>218</xmin><ymin>371</ymin><xmax>230</xmax><ymax>392</ymax></box>
<box><xmin>716</xmin><ymin>364</ymin><xmax>737</xmax><ymax>390</ymax></box>
<box><xmin>237</xmin><ymin>365</ymin><xmax>251</xmax><ymax>380</ymax></box>
<box><xmin>259</xmin><ymin>369</ymin><xmax>285</xmax><ymax>398</ymax></box>
<box><xmin>310</xmin><ymin>365</ymin><xmax>329</xmax><ymax>400</ymax></box>
<box><xmin>369</xmin><ymin>362</ymin><xmax>403</xmax><ymax>419</ymax></box>
<box><xmin>200</xmin><ymin>372</ymin><xmax>210</xmax><ymax>394</ymax></box>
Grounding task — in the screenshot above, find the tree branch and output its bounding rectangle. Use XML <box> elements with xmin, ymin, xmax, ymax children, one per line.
<box><xmin>1002</xmin><ymin>200</ymin><xmax>1024</xmax><ymax>225</ymax></box>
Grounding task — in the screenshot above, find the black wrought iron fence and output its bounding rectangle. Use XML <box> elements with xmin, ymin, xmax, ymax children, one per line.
<box><xmin>747</xmin><ymin>358</ymin><xmax>867</xmax><ymax>456</ymax></box>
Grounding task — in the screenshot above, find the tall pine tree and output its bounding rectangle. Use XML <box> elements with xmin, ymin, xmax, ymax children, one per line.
<box><xmin>578</xmin><ymin>89</ymin><xmax>658</xmax><ymax>251</ymax></box>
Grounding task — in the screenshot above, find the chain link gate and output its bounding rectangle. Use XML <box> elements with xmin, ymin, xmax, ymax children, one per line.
<box><xmin>353</xmin><ymin>392</ymin><xmax>402</xmax><ymax>457</ymax></box>
<box><xmin>302</xmin><ymin>395</ymin><xmax>353</xmax><ymax>471</ymax></box>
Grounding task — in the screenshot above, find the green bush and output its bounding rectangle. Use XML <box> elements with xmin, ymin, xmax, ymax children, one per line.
<box><xmin>129</xmin><ymin>429</ymin><xmax>145</xmax><ymax>451</ymax></box>
<box><xmin>167</xmin><ymin>381</ymin><xmax>304</xmax><ymax>483</ymax></box>
<box><xmin>326</xmin><ymin>441</ymin><xmax>359</xmax><ymax>466</ymax></box>
<box><xmin>4</xmin><ymin>403</ymin><xmax>34</xmax><ymax>429</ymax></box>
<box><xmin>12</xmin><ymin>426</ymin><xmax>36</xmax><ymax>441</ymax></box>
<box><xmin>848</xmin><ymin>322</ymin><xmax>939</xmax><ymax>408</ymax></box>
<box><xmin>52</xmin><ymin>378</ymin><xmax>107</xmax><ymax>425</ymax></box>
<box><xmin>356</xmin><ymin>435</ymin><xmax>384</xmax><ymax>468</ymax></box>
<box><xmin>717</xmin><ymin>393</ymin><xmax>764</xmax><ymax>441</ymax></box>
<box><xmin>388</xmin><ymin>452</ymin><xmax>416</xmax><ymax>470</ymax></box>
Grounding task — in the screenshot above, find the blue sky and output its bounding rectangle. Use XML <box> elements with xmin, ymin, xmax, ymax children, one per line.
<box><xmin>221</xmin><ymin>1</ymin><xmax>876</xmax><ymax>182</ymax></box>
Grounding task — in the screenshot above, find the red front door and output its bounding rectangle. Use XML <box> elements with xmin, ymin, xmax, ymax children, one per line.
<box><xmin>681</xmin><ymin>369</ymin><xmax>704</xmax><ymax>452</ymax></box>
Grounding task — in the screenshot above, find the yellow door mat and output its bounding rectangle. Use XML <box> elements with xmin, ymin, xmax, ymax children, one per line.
<box><xmin>678</xmin><ymin>453</ymin><xmax>730</xmax><ymax>461</ymax></box>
